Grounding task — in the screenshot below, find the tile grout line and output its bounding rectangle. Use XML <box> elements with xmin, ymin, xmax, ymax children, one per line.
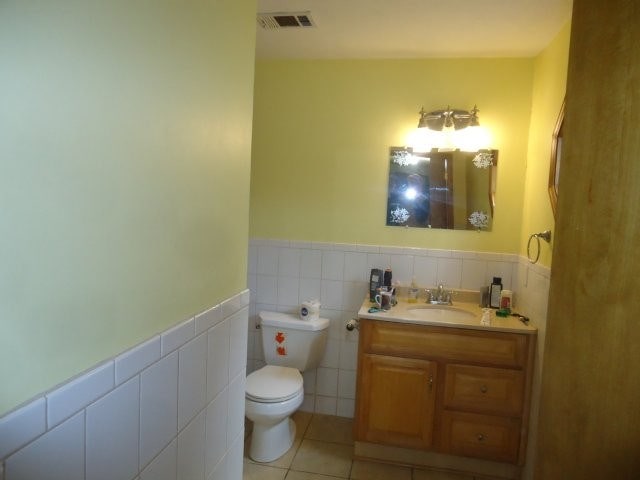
<box><xmin>284</xmin><ymin>415</ymin><xmax>309</xmax><ymax>478</ymax></box>
<box><xmin>137</xmin><ymin>375</ymin><xmax>142</xmax><ymax>476</ymax></box>
<box><xmin>83</xmin><ymin>409</ymin><xmax>87</xmax><ymax>480</ymax></box>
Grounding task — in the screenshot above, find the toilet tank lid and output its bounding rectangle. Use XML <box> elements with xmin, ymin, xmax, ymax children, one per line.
<box><xmin>259</xmin><ymin>311</ymin><xmax>330</xmax><ymax>331</ymax></box>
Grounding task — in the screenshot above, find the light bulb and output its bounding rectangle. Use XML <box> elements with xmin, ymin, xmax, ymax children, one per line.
<box><xmin>406</xmin><ymin>127</ymin><xmax>443</xmax><ymax>153</ymax></box>
<box><xmin>456</xmin><ymin>125</ymin><xmax>491</xmax><ymax>152</ymax></box>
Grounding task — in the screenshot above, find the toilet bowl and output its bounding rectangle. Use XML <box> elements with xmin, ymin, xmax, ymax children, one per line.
<box><xmin>245</xmin><ymin>311</ymin><xmax>329</xmax><ymax>462</ymax></box>
<box><xmin>245</xmin><ymin>365</ymin><xmax>304</xmax><ymax>462</ymax></box>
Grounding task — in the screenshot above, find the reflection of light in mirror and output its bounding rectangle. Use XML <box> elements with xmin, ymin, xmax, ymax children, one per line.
<box><xmin>404</xmin><ymin>187</ymin><xmax>417</xmax><ymax>200</ymax></box>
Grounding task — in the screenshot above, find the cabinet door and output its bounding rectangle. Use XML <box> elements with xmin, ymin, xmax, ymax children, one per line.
<box><xmin>356</xmin><ymin>353</ymin><xmax>437</xmax><ymax>449</ymax></box>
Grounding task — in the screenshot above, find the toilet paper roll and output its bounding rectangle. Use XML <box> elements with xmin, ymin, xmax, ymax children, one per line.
<box><xmin>300</xmin><ymin>299</ymin><xmax>321</xmax><ymax>321</ymax></box>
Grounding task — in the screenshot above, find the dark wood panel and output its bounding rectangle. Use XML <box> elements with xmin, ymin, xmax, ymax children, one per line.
<box><xmin>537</xmin><ymin>0</ymin><xmax>640</xmax><ymax>478</ymax></box>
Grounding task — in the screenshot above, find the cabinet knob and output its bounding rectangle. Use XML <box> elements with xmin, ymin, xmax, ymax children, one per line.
<box><xmin>429</xmin><ymin>375</ymin><xmax>433</xmax><ymax>391</ymax></box>
<box><xmin>480</xmin><ymin>385</ymin><xmax>488</xmax><ymax>393</ymax></box>
<box><xmin>477</xmin><ymin>434</ymin><xmax>485</xmax><ymax>442</ymax></box>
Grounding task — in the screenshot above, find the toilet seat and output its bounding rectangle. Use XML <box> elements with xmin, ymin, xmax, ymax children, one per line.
<box><xmin>246</xmin><ymin>365</ymin><xmax>303</xmax><ymax>403</ymax></box>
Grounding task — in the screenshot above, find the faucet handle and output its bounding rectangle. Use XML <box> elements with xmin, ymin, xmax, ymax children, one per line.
<box><xmin>446</xmin><ymin>289</ymin><xmax>456</xmax><ymax>304</ymax></box>
<box><xmin>425</xmin><ymin>289</ymin><xmax>433</xmax><ymax>303</ymax></box>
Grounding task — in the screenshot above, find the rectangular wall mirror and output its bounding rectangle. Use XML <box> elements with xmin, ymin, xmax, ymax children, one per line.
<box><xmin>386</xmin><ymin>147</ymin><xmax>498</xmax><ymax>230</ymax></box>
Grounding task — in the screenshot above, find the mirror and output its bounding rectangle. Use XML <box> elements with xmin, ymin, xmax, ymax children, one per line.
<box><xmin>386</xmin><ymin>147</ymin><xmax>498</xmax><ymax>230</ymax></box>
<box><xmin>548</xmin><ymin>99</ymin><xmax>565</xmax><ymax>219</ymax></box>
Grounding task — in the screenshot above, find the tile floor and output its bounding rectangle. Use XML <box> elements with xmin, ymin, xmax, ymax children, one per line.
<box><xmin>243</xmin><ymin>412</ymin><xmax>482</xmax><ymax>480</ymax></box>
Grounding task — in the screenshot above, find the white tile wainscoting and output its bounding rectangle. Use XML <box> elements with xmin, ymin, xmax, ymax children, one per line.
<box><xmin>0</xmin><ymin>289</ymin><xmax>250</xmax><ymax>480</ymax></box>
<box><xmin>247</xmin><ymin>238</ymin><xmax>552</xmax><ymax>428</ymax></box>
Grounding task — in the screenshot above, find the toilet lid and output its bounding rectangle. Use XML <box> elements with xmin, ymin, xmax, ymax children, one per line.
<box><xmin>246</xmin><ymin>365</ymin><xmax>303</xmax><ymax>402</ymax></box>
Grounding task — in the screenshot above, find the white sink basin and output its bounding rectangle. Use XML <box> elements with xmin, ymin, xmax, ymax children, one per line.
<box><xmin>406</xmin><ymin>306</ymin><xmax>476</xmax><ymax>323</ymax></box>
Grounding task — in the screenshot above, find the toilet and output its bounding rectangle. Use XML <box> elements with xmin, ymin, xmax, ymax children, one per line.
<box><xmin>245</xmin><ymin>310</ymin><xmax>330</xmax><ymax>462</ymax></box>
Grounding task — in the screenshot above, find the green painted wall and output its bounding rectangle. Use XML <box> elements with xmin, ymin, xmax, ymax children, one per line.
<box><xmin>0</xmin><ymin>0</ymin><xmax>256</xmax><ymax>416</ymax></box>
<box><xmin>250</xmin><ymin>58</ymin><xmax>534</xmax><ymax>253</ymax></box>
<box><xmin>521</xmin><ymin>22</ymin><xmax>572</xmax><ymax>267</ymax></box>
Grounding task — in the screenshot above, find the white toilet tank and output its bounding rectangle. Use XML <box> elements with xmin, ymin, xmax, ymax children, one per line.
<box><xmin>259</xmin><ymin>311</ymin><xmax>329</xmax><ymax>371</ymax></box>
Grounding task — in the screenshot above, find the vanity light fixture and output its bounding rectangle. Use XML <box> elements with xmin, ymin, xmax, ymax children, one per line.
<box><xmin>417</xmin><ymin>105</ymin><xmax>478</xmax><ymax>130</ymax></box>
<box><xmin>407</xmin><ymin>105</ymin><xmax>491</xmax><ymax>153</ymax></box>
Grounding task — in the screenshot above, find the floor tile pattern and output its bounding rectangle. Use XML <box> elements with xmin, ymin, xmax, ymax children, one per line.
<box><xmin>244</xmin><ymin>412</ymin><xmax>494</xmax><ymax>480</ymax></box>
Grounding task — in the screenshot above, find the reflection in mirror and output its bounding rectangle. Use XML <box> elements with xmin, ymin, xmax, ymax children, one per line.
<box><xmin>386</xmin><ymin>147</ymin><xmax>498</xmax><ymax>230</ymax></box>
<box><xmin>548</xmin><ymin>99</ymin><xmax>565</xmax><ymax>219</ymax></box>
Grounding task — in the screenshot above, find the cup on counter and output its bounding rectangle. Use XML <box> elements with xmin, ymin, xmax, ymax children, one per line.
<box><xmin>375</xmin><ymin>290</ymin><xmax>393</xmax><ymax>310</ymax></box>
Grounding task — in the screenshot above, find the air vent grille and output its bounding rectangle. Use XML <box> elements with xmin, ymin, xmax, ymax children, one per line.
<box><xmin>257</xmin><ymin>11</ymin><xmax>316</xmax><ymax>30</ymax></box>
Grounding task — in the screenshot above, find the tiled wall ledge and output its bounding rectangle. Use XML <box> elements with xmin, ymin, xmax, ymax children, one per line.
<box><xmin>247</xmin><ymin>238</ymin><xmax>552</xmax><ymax>420</ymax></box>
<box><xmin>0</xmin><ymin>289</ymin><xmax>250</xmax><ymax>480</ymax></box>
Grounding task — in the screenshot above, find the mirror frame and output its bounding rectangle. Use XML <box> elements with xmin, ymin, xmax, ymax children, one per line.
<box><xmin>548</xmin><ymin>98</ymin><xmax>565</xmax><ymax>219</ymax></box>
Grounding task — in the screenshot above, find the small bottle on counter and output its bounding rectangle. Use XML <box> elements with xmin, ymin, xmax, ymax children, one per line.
<box><xmin>500</xmin><ymin>289</ymin><xmax>513</xmax><ymax>313</ymax></box>
<box><xmin>480</xmin><ymin>286</ymin><xmax>490</xmax><ymax>307</ymax></box>
<box><xmin>408</xmin><ymin>277</ymin><xmax>419</xmax><ymax>303</ymax></box>
<box><xmin>383</xmin><ymin>268</ymin><xmax>393</xmax><ymax>288</ymax></box>
<box><xmin>489</xmin><ymin>277</ymin><xmax>502</xmax><ymax>308</ymax></box>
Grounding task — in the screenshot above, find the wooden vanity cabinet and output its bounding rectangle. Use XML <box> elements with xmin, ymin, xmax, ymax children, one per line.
<box><xmin>354</xmin><ymin>319</ymin><xmax>536</xmax><ymax>468</ymax></box>
<box><xmin>357</xmin><ymin>354</ymin><xmax>437</xmax><ymax>449</ymax></box>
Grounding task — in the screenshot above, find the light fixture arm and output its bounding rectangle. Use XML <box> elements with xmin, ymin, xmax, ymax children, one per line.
<box><xmin>417</xmin><ymin>105</ymin><xmax>481</xmax><ymax>131</ymax></box>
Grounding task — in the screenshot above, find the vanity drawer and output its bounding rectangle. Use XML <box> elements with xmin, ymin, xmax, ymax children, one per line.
<box><xmin>444</xmin><ymin>364</ymin><xmax>524</xmax><ymax>417</ymax></box>
<box><xmin>440</xmin><ymin>411</ymin><xmax>520</xmax><ymax>463</ymax></box>
<box><xmin>362</xmin><ymin>320</ymin><xmax>528</xmax><ymax>368</ymax></box>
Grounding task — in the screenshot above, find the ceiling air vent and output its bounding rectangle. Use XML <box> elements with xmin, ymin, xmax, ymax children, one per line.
<box><xmin>257</xmin><ymin>11</ymin><xmax>316</xmax><ymax>30</ymax></box>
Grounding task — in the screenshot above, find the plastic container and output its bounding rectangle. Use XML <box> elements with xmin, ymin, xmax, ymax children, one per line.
<box><xmin>407</xmin><ymin>289</ymin><xmax>418</xmax><ymax>303</ymax></box>
<box><xmin>500</xmin><ymin>289</ymin><xmax>513</xmax><ymax>312</ymax></box>
<box><xmin>408</xmin><ymin>277</ymin><xmax>419</xmax><ymax>303</ymax></box>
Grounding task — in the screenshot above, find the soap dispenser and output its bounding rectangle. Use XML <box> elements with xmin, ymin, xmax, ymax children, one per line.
<box><xmin>489</xmin><ymin>277</ymin><xmax>502</xmax><ymax>308</ymax></box>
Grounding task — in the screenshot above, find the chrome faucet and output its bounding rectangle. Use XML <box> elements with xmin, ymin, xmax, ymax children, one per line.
<box><xmin>425</xmin><ymin>283</ymin><xmax>453</xmax><ymax>305</ymax></box>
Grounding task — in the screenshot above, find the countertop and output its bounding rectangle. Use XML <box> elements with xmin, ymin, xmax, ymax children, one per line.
<box><xmin>357</xmin><ymin>296</ymin><xmax>537</xmax><ymax>335</ymax></box>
